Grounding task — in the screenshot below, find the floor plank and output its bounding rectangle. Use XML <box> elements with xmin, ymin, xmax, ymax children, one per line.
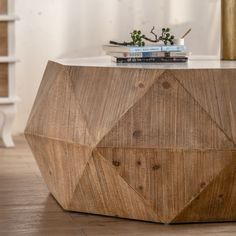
<box><xmin>1</xmin><ymin>136</ymin><xmax>236</xmax><ymax>235</ymax></box>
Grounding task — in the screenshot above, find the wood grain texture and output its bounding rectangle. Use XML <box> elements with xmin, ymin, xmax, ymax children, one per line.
<box><xmin>25</xmin><ymin>63</ymin><xmax>94</xmax><ymax>146</ymax></box>
<box><xmin>98</xmin><ymin>71</ymin><xmax>234</xmax><ymax>149</ymax></box>
<box><xmin>69</xmin><ymin>66</ymin><xmax>164</xmax><ymax>145</ymax></box>
<box><xmin>25</xmin><ymin>61</ymin><xmax>236</xmax><ymax>224</ymax></box>
<box><xmin>0</xmin><ymin>0</ymin><xmax>7</xmax><ymax>14</ymax></box>
<box><xmin>0</xmin><ymin>22</ymin><xmax>8</xmax><ymax>56</ymax></box>
<box><xmin>172</xmin><ymin>69</ymin><xmax>236</xmax><ymax>144</ymax></box>
<box><xmin>4</xmin><ymin>137</ymin><xmax>236</xmax><ymax>235</ymax></box>
<box><xmin>172</xmin><ymin>160</ymin><xmax>236</xmax><ymax>223</ymax></box>
<box><xmin>97</xmin><ymin>147</ymin><xmax>236</xmax><ymax>223</ymax></box>
<box><xmin>25</xmin><ymin>134</ymin><xmax>93</xmax><ymax>209</ymax></box>
<box><xmin>69</xmin><ymin>150</ymin><xmax>161</xmax><ymax>223</ymax></box>
<box><xmin>0</xmin><ymin>63</ymin><xmax>8</xmax><ymax>96</ymax></box>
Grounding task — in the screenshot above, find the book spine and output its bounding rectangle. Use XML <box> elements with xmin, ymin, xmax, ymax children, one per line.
<box><xmin>142</xmin><ymin>52</ymin><xmax>165</xmax><ymax>57</ymax></box>
<box><xmin>108</xmin><ymin>52</ymin><xmax>166</xmax><ymax>58</ymax></box>
<box><xmin>129</xmin><ymin>45</ymin><xmax>186</xmax><ymax>53</ymax></box>
<box><xmin>168</xmin><ymin>52</ymin><xmax>188</xmax><ymax>57</ymax></box>
<box><xmin>115</xmin><ymin>57</ymin><xmax>188</xmax><ymax>63</ymax></box>
<box><xmin>129</xmin><ymin>47</ymin><xmax>162</xmax><ymax>53</ymax></box>
<box><xmin>161</xmin><ymin>45</ymin><xmax>186</xmax><ymax>52</ymax></box>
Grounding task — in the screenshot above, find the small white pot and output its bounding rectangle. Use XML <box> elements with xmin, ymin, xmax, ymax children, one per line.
<box><xmin>173</xmin><ymin>38</ymin><xmax>185</xmax><ymax>46</ymax></box>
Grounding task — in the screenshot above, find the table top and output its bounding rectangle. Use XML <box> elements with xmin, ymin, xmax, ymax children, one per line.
<box><xmin>54</xmin><ymin>56</ymin><xmax>236</xmax><ymax>70</ymax></box>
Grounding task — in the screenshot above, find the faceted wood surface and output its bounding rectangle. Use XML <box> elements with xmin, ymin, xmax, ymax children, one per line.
<box><xmin>25</xmin><ymin>61</ymin><xmax>236</xmax><ymax>224</ymax></box>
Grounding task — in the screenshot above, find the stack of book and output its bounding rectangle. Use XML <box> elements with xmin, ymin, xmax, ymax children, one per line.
<box><xmin>103</xmin><ymin>44</ymin><xmax>188</xmax><ymax>63</ymax></box>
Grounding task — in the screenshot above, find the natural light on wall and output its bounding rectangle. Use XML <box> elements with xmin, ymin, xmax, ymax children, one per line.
<box><xmin>14</xmin><ymin>0</ymin><xmax>221</xmax><ymax>135</ymax></box>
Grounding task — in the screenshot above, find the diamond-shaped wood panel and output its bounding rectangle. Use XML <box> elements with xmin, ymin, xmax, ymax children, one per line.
<box><xmin>25</xmin><ymin>61</ymin><xmax>236</xmax><ymax>224</ymax></box>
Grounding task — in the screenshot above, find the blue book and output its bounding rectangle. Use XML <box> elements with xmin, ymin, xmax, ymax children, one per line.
<box><xmin>128</xmin><ymin>46</ymin><xmax>162</xmax><ymax>53</ymax></box>
<box><xmin>107</xmin><ymin>51</ymin><xmax>187</xmax><ymax>58</ymax></box>
<box><xmin>161</xmin><ymin>45</ymin><xmax>186</xmax><ymax>52</ymax></box>
<box><xmin>103</xmin><ymin>44</ymin><xmax>186</xmax><ymax>53</ymax></box>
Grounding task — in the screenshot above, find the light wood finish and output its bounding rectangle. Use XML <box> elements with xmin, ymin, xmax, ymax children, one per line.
<box><xmin>2</xmin><ymin>136</ymin><xmax>236</xmax><ymax>235</ymax></box>
<box><xmin>69</xmin><ymin>150</ymin><xmax>160</xmax><ymax>222</ymax></box>
<box><xmin>0</xmin><ymin>63</ymin><xmax>8</xmax><ymax>96</ymax></box>
<box><xmin>222</xmin><ymin>0</ymin><xmax>236</xmax><ymax>60</ymax></box>
<box><xmin>173</xmin><ymin>161</ymin><xmax>236</xmax><ymax>223</ymax></box>
<box><xmin>26</xmin><ymin>134</ymin><xmax>93</xmax><ymax>208</ymax></box>
<box><xmin>173</xmin><ymin>69</ymin><xmax>236</xmax><ymax>143</ymax></box>
<box><xmin>25</xmin><ymin>61</ymin><xmax>236</xmax><ymax>224</ymax></box>
<box><xmin>98</xmin><ymin>148</ymin><xmax>235</xmax><ymax>223</ymax></box>
<box><xmin>98</xmin><ymin>71</ymin><xmax>234</xmax><ymax>149</ymax></box>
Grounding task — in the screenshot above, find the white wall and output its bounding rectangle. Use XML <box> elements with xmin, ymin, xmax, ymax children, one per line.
<box><xmin>14</xmin><ymin>0</ymin><xmax>221</xmax><ymax>134</ymax></box>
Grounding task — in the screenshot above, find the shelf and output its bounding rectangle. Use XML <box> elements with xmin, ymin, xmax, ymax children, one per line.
<box><xmin>0</xmin><ymin>15</ymin><xmax>20</xmax><ymax>21</ymax></box>
<box><xmin>0</xmin><ymin>57</ymin><xmax>19</xmax><ymax>63</ymax></box>
<box><xmin>0</xmin><ymin>0</ymin><xmax>18</xmax><ymax>147</ymax></box>
<box><xmin>0</xmin><ymin>96</ymin><xmax>20</xmax><ymax>105</ymax></box>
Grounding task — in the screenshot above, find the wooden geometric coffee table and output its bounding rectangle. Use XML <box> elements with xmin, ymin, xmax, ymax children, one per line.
<box><xmin>25</xmin><ymin>57</ymin><xmax>236</xmax><ymax>224</ymax></box>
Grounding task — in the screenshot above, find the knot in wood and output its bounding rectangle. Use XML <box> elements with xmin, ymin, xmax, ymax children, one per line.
<box><xmin>112</xmin><ymin>160</ymin><xmax>120</xmax><ymax>167</ymax></box>
<box><xmin>152</xmin><ymin>164</ymin><xmax>160</xmax><ymax>170</ymax></box>
<box><xmin>136</xmin><ymin>161</ymin><xmax>142</xmax><ymax>166</ymax></box>
<box><xmin>138</xmin><ymin>82</ymin><xmax>145</xmax><ymax>88</ymax></box>
<box><xmin>133</xmin><ymin>130</ymin><xmax>142</xmax><ymax>137</ymax></box>
<box><xmin>139</xmin><ymin>185</ymin><xmax>143</xmax><ymax>191</ymax></box>
<box><xmin>162</xmin><ymin>81</ymin><xmax>171</xmax><ymax>89</ymax></box>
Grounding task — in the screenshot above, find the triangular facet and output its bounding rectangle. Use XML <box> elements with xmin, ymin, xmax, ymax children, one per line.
<box><xmin>172</xmin><ymin>69</ymin><xmax>236</xmax><ymax>144</ymax></box>
<box><xmin>25</xmin><ymin>134</ymin><xmax>93</xmax><ymax>208</ymax></box>
<box><xmin>69</xmin><ymin>66</ymin><xmax>164</xmax><ymax>145</ymax></box>
<box><xmin>97</xmin><ymin>147</ymin><xmax>235</xmax><ymax>223</ymax></box>
<box><xmin>172</xmin><ymin>158</ymin><xmax>236</xmax><ymax>223</ymax></box>
<box><xmin>68</xmin><ymin>150</ymin><xmax>161</xmax><ymax>222</ymax></box>
<box><xmin>26</xmin><ymin>61</ymin><xmax>64</xmax><ymax>127</ymax></box>
<box><xmin>25</xmin><ymin>66</ymin><xmax>95</xmax><ymax>146</ymax></box>
<box><xmin>98</xmin><ymin>71</ymin><xmax>234</xmax><ymax>149</ymax></box>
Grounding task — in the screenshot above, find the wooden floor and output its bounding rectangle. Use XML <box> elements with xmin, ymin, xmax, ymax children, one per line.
<box><xmin>1</xmin><ymin>136</ymin><xmax>236</xmax><ymax>236</ymax></box>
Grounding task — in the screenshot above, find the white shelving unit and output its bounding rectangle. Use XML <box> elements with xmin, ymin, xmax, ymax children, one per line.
<box><xmin>0</xmin><ymin>0</ymin><xmax>19</xmax><ymax>147</ymax></box>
